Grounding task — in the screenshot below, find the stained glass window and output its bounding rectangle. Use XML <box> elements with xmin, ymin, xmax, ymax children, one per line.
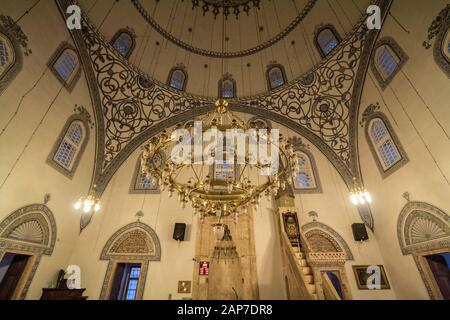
<box><xmin>113</xmin><ymin>31</ymin><xmax>134</xmax><ymax>58</ymax></box>
<box><xmin>268</xmin><ymin>65</ymin><xmax>285</xmax><ymax>89</ymax></box>
<box><xmin>293</xmin><ymin>153</ymin><xmax>317</xmax><ymax>190</ymax></box>
<box><xmin>169</xmin><ymin>68</ymin><xmax>187</xmax><ymax>91</ymax></box>
<box><xmin>53</xmin><ymin>121</ymin><xmax>84</xmax><ymax>170</ymax></box>
<box><xmin>54</xmin><ymin>49</ymin><xmax>78</xmax><ymax>83</ymax></box>
<box><xmin>317</xmin><ymin>28</ymin><xmax>339</xmax><ymax>56</ymax></box>
<box><xmin>369</xmin><ymin>118</ymin><xmax>401</xmax><ymax>170</ymax></box>
<box><xmin>376</xmin><ymin>45</ymin><xmax>399</xmax><ymax>80</ymax></box>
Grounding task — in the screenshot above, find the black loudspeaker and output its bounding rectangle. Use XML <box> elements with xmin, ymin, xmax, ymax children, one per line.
<box><xmin>352</xmin><ymin>223</ymin><xmax>369</xmax><ymax>241</ymax></box>
<box><xmin>173</xmin><ymin>223</ymin><xmax>186</xmax><ymax>241</ymax></box>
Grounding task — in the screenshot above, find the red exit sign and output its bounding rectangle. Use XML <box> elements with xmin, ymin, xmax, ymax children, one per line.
<box><xmin>199</xmin><ymin>261</ymin><xmax>209</xmax><ymax>276</ymax></box>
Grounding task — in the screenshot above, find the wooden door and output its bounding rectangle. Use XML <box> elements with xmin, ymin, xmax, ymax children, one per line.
<box><xmin>0</xmin><ymin>254</ymin><xmax>30</xmax><ymax>300</ymax></box>
<box><xmin>426</xmin><ymin>254</ymin><xmax>450</xmax><ymax>300</ymax></box>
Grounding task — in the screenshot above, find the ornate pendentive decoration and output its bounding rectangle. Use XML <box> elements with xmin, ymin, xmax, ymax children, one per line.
<box><xmin>0</xmin><ymin>204</ymin><xmax>57</xmax><ymax>299</ymax></box>
<box><xmin>56</xmin><ymin>0</ymin><xmax>392</xmax><ymax>231</ymax></box>
<box><xmin>46</xmin><ymin>105</ymin><xmax>93</xmax><ymax>179</ymax></box>
<box><xmin>132</xmin><ymin>0</ymin><xmax>318</xmax><ymax>58</ymax></box>
<box><xmin>397</xmin><ymin>198</ymin><xmax>450</xmax><ymax>299</ymax></box>
<box><xmin>301</xmin><ymin>222</ymin><xmax>353</xmax><ymax>260</ymax></box>
<box><xmin>99</xmin><ymin>222</ymin><xmax>161</xmax><ymax>300</ymax></box>
<box><xmin>191</xmin><ymin>0</ymin><xmax>261</xmax><ymax>19</ymax></box>
<box><xmin>397</xmin><ymin>201</ymin><xmax>449</xmax><ymax>256</ymax></box>
<box><xmin>423</xmin><ymin>4</ymin><xmax>450</xmax><ymax>78</ymax></box>
<box><xmin>0</xmin><ymin>15</ymin><xmax>31</xmax><ymax>94</ymax></box>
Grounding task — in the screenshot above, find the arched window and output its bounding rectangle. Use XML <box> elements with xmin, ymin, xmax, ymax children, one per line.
<box><xmin>111</xmin><ymin>29</ymin><xmax>135</xmax><ymax>58</ymax></box>
<box><xmin>369</xmin><ymin>119</ymin><xmax>401</xmax><ymax>169</ymax></box>
<box><xmin>266</xmin><ymin>63</ymin><xmax>287</xmax><ymax>90</ymax></box>
<box><xmin>53</xmin><ymin>121</ymin><xmax>84</xmax><ymax>170</ymax></box>
<box><xmin>47</xmin><ymin>110</ymin><xmax>90</xmax><ymax>178</ymax></box>
<box><xmin>371</xmin><ymin>37</ymin><xmax>408</xmax><ymax>89</ymax></box>
<box><xmin>292</xmin><ymin>150</ymin><xmax>321</xmax><ymax>193</ymax></box>
<box><xmin>0</xmin><ymin>29</ymin><xmax>22</xmax><ymax>94</ymax></box>
<box><xmin>167</xmin><ymin>65</ymin><xmax>187</xmax><ymax>91</ymax></box>
<box><xmin>130</xmin><ymin>152</ymin><xmax>162</xmax><ymax>193</ymax></box>
<box><xmin>48</xmin><ymin>43</ymin><xmax>80</xmax><ymax>91</ymax></box>
<box><xmin>219</xmin><ymin>73</ymin><xmax>236</xmax><ymax>98</ymax></box>
<box><xmin>0</xmin><ymin>33</ymin><xmax>14</xmax><ymax>79</ymax></box>
<box><xmin>315</xmin><ymin>25</ymin><xmax>341</xmax><ymax>57</ymax></box>
<box><xmin>363</xmin><ymin>106</ymin><xmax>409</xmax><ymax>177</ymax></box>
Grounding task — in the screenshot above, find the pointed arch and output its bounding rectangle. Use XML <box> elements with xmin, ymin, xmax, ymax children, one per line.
<box><xmin>397</xmin><ymin>200</ymin><xmax>450</xmax><ymax>299</ymax></box>
<box><xmin>301</xmin><ymin>222</ymin><xmax>353</xmax><ymax>260</ymax></box>
<box><xmin>0</xmin><ymin>204</ymin><xmax>57</xmax><ymax>299</ymax></box>
<box><xmin>99</xmin><ymin>222</ymin><xmax>161</xmax><ymax>300</ymax></box>
<box><xmin>397</xmin><ymin>201</ymin><xmax>450</xmax><ymax>256</ymax></box>
<box><xmin>0</xmin><ymin>204</ymin><xmax>57</xmax><ymax>255</ymax></box>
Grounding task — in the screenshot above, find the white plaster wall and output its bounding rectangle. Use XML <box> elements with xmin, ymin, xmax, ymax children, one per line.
<box><xmin>356</xmin><ymin>0</ymin><xmax>450</xmax><ymax>300</ymax></box>
<box><xmin>0</xmin><ymin>0</ymin><xmax>95</xmax><ymax>299</ymax></box>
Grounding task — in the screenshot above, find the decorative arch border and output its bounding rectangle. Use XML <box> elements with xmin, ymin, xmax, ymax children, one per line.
<box><xmin>0</xmin><ymin>15</ymin><xmax>29</xmax><ymax>94</ymax></box>
<box><xmin>423</xmin><ymin>4</ymin><xmax>450</xmax><ymax>78</ymax></box>
<box><xmin>301</xmin><ymin>222</ymin><xmax>354</xmax><ymax>260</ymax></box>
<box><xmin>361</xmin><ymin>104</ymin><xmax>409</xmax><ymax>178</ymax></box>
<box><xmin>397</xmin><ymin>201</ymin><xmax>450</xmax><ymax>256</ymax></box>
<box><xmin>46</xmin><ymin>105</ymin><xmax>93</xmax><ymax>179</ymax></box>
<box><xmin>0</xmin><ymin>204</ymin><xmax>57</xmax><ymax>299</ymax></box>
<box><xmin>396</xmin><ymin>199</ymin><xmax>450</xmax><ymax>299</ymax></box>
<box><xmin>99</xmin><ymin>222</ymin><xmax>161</xmax><ymax>300</ymax></box>
<box><xmin>370</xmin><ymin>36</ymin><xmax>408</xmax><ymax>90</ymax></box>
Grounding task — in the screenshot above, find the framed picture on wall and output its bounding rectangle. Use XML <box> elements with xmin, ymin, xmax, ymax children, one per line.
<box><xmin>352</xmin><ymin>265</ymin><xmax>391</xmax><ymax>290</ymax></box>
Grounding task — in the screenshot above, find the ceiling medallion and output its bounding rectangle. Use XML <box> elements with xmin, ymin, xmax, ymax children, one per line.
<box><xmin>191</xmin><ymin>0</ymin><xmax>261</xmax><ymax>19</ymax></box>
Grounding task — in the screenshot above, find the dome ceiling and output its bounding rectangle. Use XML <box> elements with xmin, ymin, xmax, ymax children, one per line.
<box><xmin>79</xmin><ymin>0</ymin><xmax>371</xmax><ymax>97</ymax></box>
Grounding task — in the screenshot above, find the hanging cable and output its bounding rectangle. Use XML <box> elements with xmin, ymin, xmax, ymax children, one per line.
<box><xmin>399</xmin><ymin>69</ymin><xmax>450</xmax><ymax>141</ymax></box>
<box><xmin>96</xmin><ymin>0</ymin><xmax>118</xmax><ymax>33</ymax></box>
<box><xmin>272</xmin><ymin>0</ymin><xmax>295</xmax><ymax>80</ymax></box>
<box><xmin>0</xmin><ymin>85</ymin><xmax>64</xmax><ymax>190</ymax></box>
<box><xmin>326</xmin><ymin>0</ymin><xmax>346</xmax><ymax>34</ymax></box>
<box><xmin>388</xmin><ymin>85</ymin><xmax>450</xmax><ymax>188</ymax></box>
<box><xmin>334</xmin><ymin>0</ymin><xmax>354</xmax><ymax>28</ymax></box>
<box><xmin>388</xmin><ymin>11</ymin><xmax>410</xmax><ymax>34</ymax></box>
<box><xmin>7</xmin><ymin>0</ymin><xmax>42</xmax><ymax>31</ymax></box>
<box><xmin>368</xmin><ymin>73</ymin><xmax>398</xmax><ymax>126</ymax></box>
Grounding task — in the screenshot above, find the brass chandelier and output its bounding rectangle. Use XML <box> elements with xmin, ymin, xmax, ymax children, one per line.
<box><xmin>141</xmin><ymin>99</ymin><xmax>300</xmax><ymax>222</ymax></box>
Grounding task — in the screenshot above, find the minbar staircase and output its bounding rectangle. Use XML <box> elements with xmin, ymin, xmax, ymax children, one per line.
<box><xmin>280</xmin><ymin>231</ymin><xmax>318</xmax><ymax>300</ymax></box>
